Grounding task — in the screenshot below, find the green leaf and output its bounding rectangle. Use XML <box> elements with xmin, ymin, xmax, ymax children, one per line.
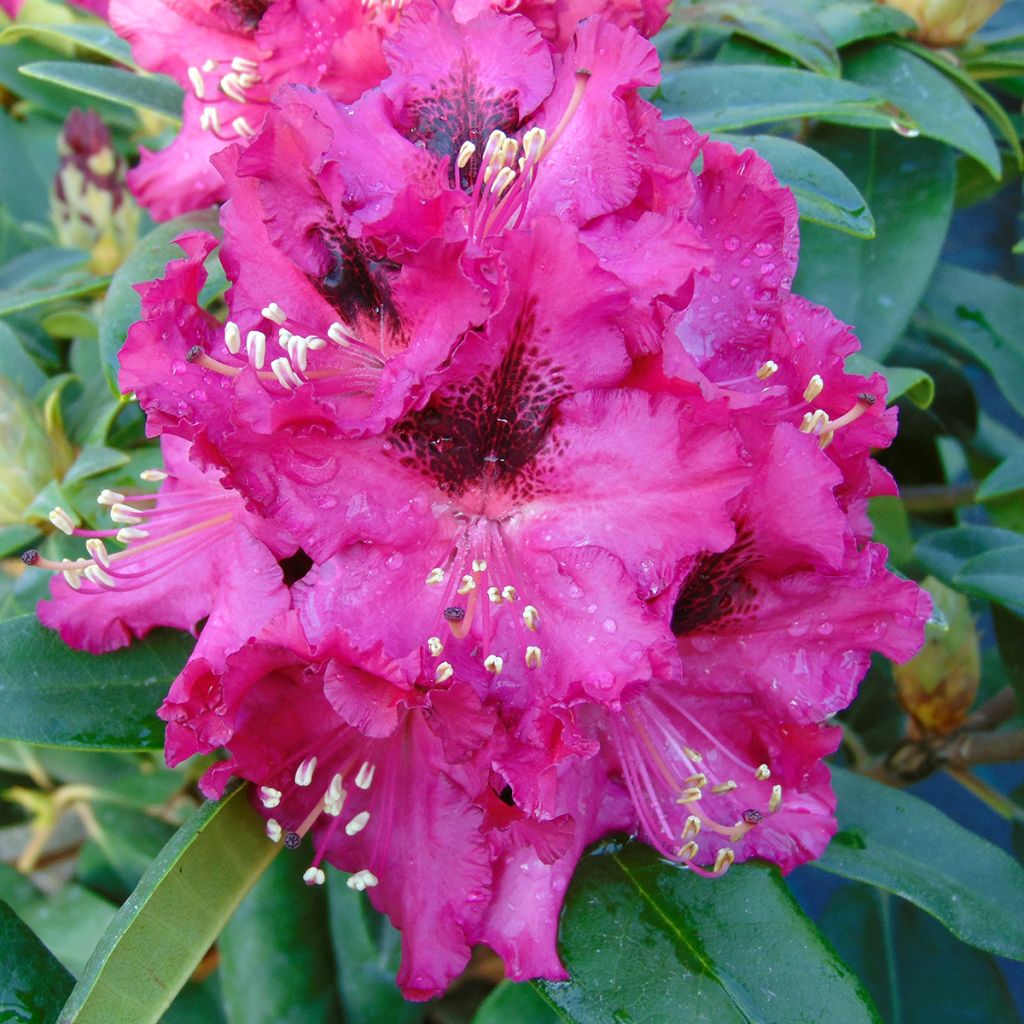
<box><xmin>676</xmin><ymin>1</ymin><xmax>841</xmax><ymax>76</ymax></box>
<box><xmin>326</xmin><ymin>874</ymin><xmax>423</xmax><ymax>1024</ymax></box>
<box><xmin>713</xmin><ymin>132</ymin><xmax>874</xmax><ymax>236</ymax></box>
<box><xmin>0</xmin><ymin>23</ymin><xmax>136</xmax><ymax>67</ymax></box>
<box><xmin>794</xmin><ymin>130</ymin><xmax>955</xmax><ymax>359</ymax></box>
<box><xmin>955</xmin><ymin>545</ymin><xmax>1024</xmax><ymax>617</ymax></box>
<box><xmin>820</xmin><ymin>885</ymin><xmax>1021</xmax><ymax>1024</ymax></box>
<box><xmin>98</xmin><ymin>210</ymin><xmax>220</xmax><ymax>387</ymax></box>
<box><xmin>842</xmin><ymin>43</ymin><xmax>1001</xmax><ymax>177</ymax></box>
<box><xmin>813</xmin><ymin>769</ymin><xmax>1024</xmax><ymax>960</ymax></box>
<box><xmin>0</xmin><ymin>109</ymin><xmax>60</xmax><ymax>226</ymax></box>
<box><xmin>816</xmin><ymin>1</ymin><xmax>916</xmax><ymax>48</ymax></box>
<box><xmin>916</xmin><ymin>525</ymin><xmax>1023</xmax><ymax>585</ymax></box>
<box><xmin>844</xmin><ymin>353</ymin><xmax>934</xmax><ymax>406</ymax></box>
<box><xmin>920</xmin><ymin>262</ymin><xmax>1024</xmax><ymax>420</ymax></box>
<box><xmin>538</xmin><ymin>841</ymin><xmax>880</xmax><ymax>1023</ymax></box>
<box><xmin>18</xmin><ymin>62</ymin><xmax>183</xmax><ymax>121</ymax></box>
<box><xmin>0</xmin><ymin>896</ymin><xmax>75</xmax><ymax>1023</ymax></box>
<box><xmin>58</xmin><ymin>782</ymin><xmax>281</xmax><ymax>1024</ymax></box>
<box><xmin>474</xmin><ymin>982</ymin><xmax>560</xmax><ymax>1024</ymax></box>
<box><xmin>0</xmin><ymin>275</ymin><xmax>109</xmax><ymax>317</ymax></box>
<box><xmin>62</xmin><ymin>445</ymin><xmax>130</xmax><ymax>487</ymax></box>
<box><xmin>657</xmin><ymin>64</ymin><xmax>909</xmax><ymax>133</ymax></box>
<box><xmin>0</xmin><ymin>614</ymin><xmax>193</xmax><ymax>750</ymax></box>
<box><xmin>977</xmin><ymin>451</ymin><xmax>1024</xmax><ymax>501</ymax></box>
<box><xmin>220</xmin><ymin>854</ymin><xmax>341</xmax><ymax>1024</ymax></box>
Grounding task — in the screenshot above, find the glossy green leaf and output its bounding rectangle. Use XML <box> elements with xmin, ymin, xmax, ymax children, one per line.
<box><xmin>220</xmin><ymin>853</ymin><xmax>341</xmax><ymax>1024</ymax></box>
<box><xmin>955</xmin><ymin>545</ymin><xmax>1024</xmax><ymax>617</ymax></box>
<box><xmin>915</xmin><ymin>526</ymin><xmax>1024</xmax><ymax>585</ymax></box>
<box><xmin>98</xmin><ymin>210</ymin><xmax>220</xmax><ymax>387</ymax></box>
<box><xmin>0</xmin><ymin>896</ymin><xmax>75</xmax><ymax>1024</ymax></box>
<box><xmin>0</xmin><ymin>614</ymin><xmax>193</xmax><ymax>750</ymax></box>
<box><xmin>795</xmin><ymin>130</ymin><xmax>955</xmax><ymax>359</ymax></box>
<box><xmin>18</xmin><ymin>62</ymin><xmax>182</xmax><ymax>121</ymax></box>
<box><xmin>977</xmin><ymin>451</ymin><xmax>1024</xmax><ymax>501</ymax></box>
<box><xmin>473</xmin><ymin>982</ymin><xmax>560</xmax><ymax>1024</ymax></box>
<box><xmin>676</xmin><ymin>1</ymin><xmax>840</xmax><ymax>76</ymax></box>
<box><xmin>0</xmin><ymin>110</ymin><xmax>60</xmax><ymax>226</ymax></box>
<box><xmin>920</xmin><ymin>262</ymin><xmax>1024</xmax><ymax>420</ymax></box>
<box><xmin>816</xmin><ymin>1</ymin><xmax>916</xmax><ymax>47</ymax></box>
<box><xmin>0</xmin><ymin>275</ymin><xmax>109</xmax><ymax>317</ymax></box>
<box><xmin>0</xmin><ymin>23</ymin><xmax>136</xmax><ymax>67</ymax></box>
<box><xmin>58</xmin><ymin>782</ymin><xmax>281</xmax><ymax>1024</ymax></box>
<box><xmin>326</xmin><ymin>874</ymin><xmax>423</xmax><ymax>1024</ymax></box>
<box><xmin>842</xmin><ymin>43</ymin><xmax>1001</xmax><ymax>177</ymax></box>
<box><xmin>814</xmin><ymin>769</ymin><xmax>1024</xmax><ymax>960</ymax></box>
<box><xmin>539</xmin><ymin>842</ymin><xmax>880</xmax><ymax>1023</ymax></box>
<box><xmin>714</xmin><ymin>132</ymin><xmax>873</xmax><ymax>236</ymax></box>
<box><xmin>657</xmin><ymin>64</ymin><xmax>908</xmax><ymax>133</ymax></box>
<box><xmin>62</xmin><ymin>445</ymin><xmax>130</xmax><ymax>487</ymax></box>
<box><xmin>821</xmin><ymin>885</ymin><xmax>1021</xmax><ymax>1024</ymax></box>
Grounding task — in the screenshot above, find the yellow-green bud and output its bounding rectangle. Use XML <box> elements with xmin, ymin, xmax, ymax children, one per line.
<box><xmin>880</xmin><ymin>0</ymin><xmax>1003</xmax><ymax>47</ymax></box>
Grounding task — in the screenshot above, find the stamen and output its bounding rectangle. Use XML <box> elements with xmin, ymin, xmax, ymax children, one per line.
<box><xmin>139</xmin><ymin>469</ymin><xmax>168</xmax><ymax>482</ymax></box>
<box><xmin>435</xmin><ymin>662</ymin><xmax>454</xmax><ymax>683</ymax></box>
<box><xmin>457</xmin><ymin>574</ymin><xmax>476</xmax><ymax>595</ymax></box>
<box><xmin>294</xmin><ymin>756</ymin><xmax>317</xmax><ymax>787</ymax></box>
<box><xmin>85</xmin><ymin>538</ymin><xmax>110</xmax><ymax>567</ymax></box>
<box><xmin>682</xmin><ymin>815</ymin><xmax>701</xmax><ymax>840</ymax></box>
<box><xmin>457</xmin><ymin>141</ymin><xmax>476</xmax><ymax>168</ymax></box>
<box><xmin>84</xmin><ymin>564</ymin><xmax>115</xmax><ymax>588</ymax></box>
<box><xmin>755</xmin><ymin>764</ymin><xmax>771</xmax><ymax>781</ymax></box>
<box><xmin>345</xmin><ymin>811</ymin><xmax>370</xmax><ymax>836</ymax></box>
<box><xmin>231</xmin><ymin>56</ymin><xmax>259</xmax><ymax>73</ymax></box>
<box><xmin>246</xmin><ymin>330</ymin><xmax>267</xmax><ymax>369</ymax></box>
<box><xmin>678</xmin><ymin>841</ymin><xmax>699</xmax><ymax>861</ymax></box>
<box><xmin>710</xmin><ymin>780</ymin><xmax>738</xmax><ymax>794</ymax></box>
<box><xmin>677</xmin><ymin>787</ymin><xmax>703</xmax><ymax>803</ymax></box>
<box><xmin>755</xmin><ymin>360</ymin><xmax>779</xmax><ymax>380</ymax></box>
<box><xmin>346</xmin><ymin>869</ymin><xmax>378</xmax><ymax>891</ymax></box>
<box><xmin>427</xmin><ymin>636</ymin><xmax>444</xmax><ymax>657</ymax></box>
<box><xmin>803</xmin><ymin>374</ymin><xmax>824</xmax><ymax>402</ymax></box>
<box><xmin>683</xmin><ymin>746</ymin><xmax>702</xmax><ymax>763</ymax></box>
<box><xmin>303</xmin><ymin>866</ymin><xmax>326</xmax><ymax>886</ymax></box>
<box><xmin>425</xmin><ymin>567</ymin><xmax>445</xmax><ymax>586</ymax></box>
<box><xmin>487</xmin><ymin>586</ymin><xmax>504</xmax><ymax>604</ymax></box>
<box><xmin>262</xmin><ymin>302</ymin><xmax>287</xmax><ymax>324</ymax></box>
<box><xmin>712</xmin><ymin>847</ymin><xmax>735</xmax><ymax>875</ymax></box>
<box><xmin>525</xmin><ymin>645</ymin><xmax>542</xmax><ymax>669</ymax></box>
<box><xmin>110</xmin><ymin>503</ymin><xmax>144</xmax><ymax>525</ymax></box>
<box><xmin>224</xmin><ymin>320</ymin><xmax>242</xmax><ymax>354</ymax></box>
<box><xmin>97</xmin><ymin>489</ymin><xmax>125</xmax><ymax>507</ymax></box>
<box><xmin>799</xmin><ymin>409</ymin><xmax>829</xmax><ymax>434</ymax></box>
<box><xmin>259</xmin><ymin>786</ymin><xmax>281</xmax><ymax>809</ymax></box>
<box><xmin>271</xmin><ymin>356</ymin><xmax>303</xmax><ymax>390</ymax></box>
<box><xmin>116</xmin><ymin>527</ymin><xmax>148</xmax><ymax>542</ymax></box>
<box><xmin>769</xmin><ymin>785</ymin><xmax>783</xmax><ymax>813</ymax></box>
<box><xmin>266</xmin><ymin>819</ymin><xmax>282</xmax><ymax>842</ymax></box>
<box><xmin>501</xmin><ymin>585</ymin><xmax>518</xmax><ymax>601</ymax></box>
<box><xmin>355</xmin><ymin>762</ymin><xmax>375</xmax><ymax>790</ymax></box>
<box><xmin>522</xmin><ymin>605</ymin><xmax>539</xmax><ymax>631</ymax></box>
<box><xmin>685</xmin><ymin>773</ymin><xmax>707</xmax><ymax>788</ymax></box>
<box><xmin>231</xmin><ymin>117</ymin><xmax>256</xmax><ymax>139</ymax></box>
<box><xmin>219</xmin><ymin>72</ymin><xmax>248</xmax><ymax>103</ymax></box>
<box><xmin>186</xmin><ymin>66</ymin><xmax>205</xmax><ymax>99</ymax></box>
<box><xmin>48</xmin><ymin>507</ymin><xmax>75</xmax><ymax>535</ymax></box>
<box><xmin>484</xmin><ymin>654</ymin><xmax>504</xmax><ymax>675</ymax></box>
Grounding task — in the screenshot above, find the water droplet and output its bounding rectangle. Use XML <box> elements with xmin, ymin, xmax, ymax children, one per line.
<box><xmin>788</xmin><ymin>621</ymin><xmax>809</xmax><ymax>638</ymax></box>
<box><xmin>603</xmin><ymin>618</ymin><xmax>617</xmax><ymax>634</ymax></box>
<box><xmin>754</xmin><ymin>240</ymin><xmax>774</xmax><ymax>257</ymax></box>
<box><xmin>816</xmin><ymin>622</ymin><xmax>833</xmax><ymax>636</ymax></box>
<box><xmin>723</xmin><ymin>235</ymin><xmax>741</xmax><ymax>252</ymax></box>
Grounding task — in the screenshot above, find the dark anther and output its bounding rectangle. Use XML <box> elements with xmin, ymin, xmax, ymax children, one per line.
<box><xmin>742</xmin><ymin>809</ymin><xmax>764</xmax><ymax>825</ymax></box>
<box><xmin>21</xmin><ymin>549</ymin><xmax>39</xmax><ymax>565</ymax></box>
<box><xmin>185</xmin><ymin>345</ymin><xmax>203</xmax><ymax>363</ymax></box>
<box><xmin>444</xmin><ymin>606</ymin><xmax>466</xmax><ymax>622</ymax></box>
<box><xmin>498</xmin><ymin>785</ymin><xmax>516</xmax><ymax>807</ymax></box>
<box><xmin>284</xmin><ymin>831</ymin><xmax>301</xmax><ymax>850</ymax></box>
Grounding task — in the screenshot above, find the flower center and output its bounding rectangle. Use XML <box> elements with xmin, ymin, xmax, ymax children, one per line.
<box><xmin>188</xmin><ymin>55</ymin><xmax>267</xmax><ymax>141</ymax></box>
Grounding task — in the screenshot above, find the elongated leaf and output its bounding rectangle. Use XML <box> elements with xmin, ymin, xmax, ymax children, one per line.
<box><xmin>817</xmin><ymin>1</ymin><xmax>916</xmax><ymax>47</ymax></box>
<box><xmin>843</xmin><ymin>43</ymin><xmax>1001</xmax><ymax>177</ymax></box>
<box><xmin>0</xmin><ymin>23</ymin><xmax>136</xmax><ymax>67</ymax></box>
<box><xmin>98</xmin><ymin>210</ymin><xmax>220</xmax><ymax>387</ymax></box>
<box><xmin>58</xmin><ymin>782</ymin><xmax>281</xmax><ymax>1024</ymax></box>
<box><xmin>814</xmin><ymin>769</ymin><xmax>1024</xmax><ymax>960</ymax></box>
<box><xmin>19</xmin><ymin>62</ymin><xmax>182</xmax><ymax>121</ymax></box>
<box><xmin>220</xmin><ymin>854</ymin><xmax>341</xmax><ymax>1024</ymax></box>
<box><xmin>539</xmin><ymin>842</ymin><xmax>880</xmax><ymax>1023</ymax></box>
<box><xmin>474</xmin><ymin>982</ymin><xmax>560</xmax><ymax>1024</ymax></box>
<box><xmin>0</xmin><ymin>275</ymin><xmax>109</xmax><ymax>316</ymax></box>
<box><xmin>978</xmin><ymin>451</ymin><xmax>1024</xmax><ymax>501</ymax></box>
<box><xmin>657</xmin><ymin>64</ymin><xmax>907</xmax><ymax>133</ymax></box>
<box><xmin>821</xmin><ymin>884</ymin><xmax>1021</xmax><ymax>1024</ymax></box>
<box><xmin>795</xmin><ymin>130</ymin><xmax>955</xmax><ymax>359</ymax></box>
<box><xmin>0</xmin><ymin>614</ymin><xmax>193</xmax><ymax>750</ymax></box>
<box><xmin>920</xmin><ymin>262</ymin><xmax>1024</xmax><ymax>420</ymax></box>
<box><xmin>0</xmin><ymin>897</ymin><xmax>75</xmax><ymax>1024</ymax></box>
<box><xmin>714</xmin><ymin>132</ymin><xmax>874</xmax><ymax>236</ymax></box>
<box><xmin>916</xmin><ymin>526</ymin><xmax>1024</xmax><ymax>584</ymax></box>
<box><xmin>955</xmin><ymin>545</ymin><xmax>1024</xmax><ymax>617</ymax></box>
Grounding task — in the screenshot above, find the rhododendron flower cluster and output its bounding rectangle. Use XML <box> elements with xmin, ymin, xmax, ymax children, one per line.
<box><xmin>27</xmin><ymin>0</ymin><xmax>928</xmax><ymax>1000</ymax></box>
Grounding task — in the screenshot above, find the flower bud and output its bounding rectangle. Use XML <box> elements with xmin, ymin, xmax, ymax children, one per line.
<box><xmin>880</xmin><ymin>0</ymin><xmax>1003</xmax><ymax>47</ymax></box>
<box><xmin>893</xmin><ymin>577</ymin><xmax>979</xmax><ymax>737</ymax></box>
<box><xmin>0</xmin><ymin>376</ymin><xmax>73</xmax><ymax>525</ymax></box>
<box><xmin>51</xmin><ymin>109</ymin><xmax>138</xmax><ymax>274</ymax></box>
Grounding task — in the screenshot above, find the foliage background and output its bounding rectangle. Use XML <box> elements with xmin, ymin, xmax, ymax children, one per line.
<box><xmin>1</xmin><ymin>0</ymin><xmax>1024</xmax><ymax>1021</ymax></box>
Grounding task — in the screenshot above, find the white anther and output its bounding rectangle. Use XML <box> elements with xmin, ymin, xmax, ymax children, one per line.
<box><xmin>328</xmin><ymin>322</ymin><xmax>356</xmax><ymax>346</ymax></box>
<box><xmin>61</xmin><ymin>560</ymin><xmax>83</xmax><ymax>590</ymax></box>
<box><xmin>246</xmin><ymin>330</ymin><xmax>267</xmax><ymax>369</ymax></box>
<box><xmin>803</xmin><ymin>374</ymin><xmax>824</xmax><ymax>402</ymax></box>
<box><xmin>271</xmin><ymin>356</ymin><xmax>303</xmax><ymax>390</ymax></box>
<box><xmin>266</xmin><ymin>818</ymin><xmax>282</xmax><ymax>842</ymax></box>
<box><xmin>525</xmin><ymin>645</ymin><xmax>542</xmax><ymax>670</ymax></box>
<box><xmin>685</xmin><ymin>773</ymin><xmax>708</xmax><ymax>789</ymax></box>
<box><xmin>224</xmin><ymin>320</ymin><xmax>242</xmax><ymax>354</ymax></box>
<box><xmin>110</xmin><ymin>503</ymin><xmax>144</xmax><ymax>525</ymax></box>
<box><xmin>199</xmin><ymin>107</ymin><xmax>222</xmax><ymax>133</ymax></box>
<box><xmin>457</xmin><ymin>574</ymin><xmax>476</xmax><ymax>595</ymax></box>
<box><xmin>678</xmin><ymin>841</ymin><xmax>699</xmax><ymax>861</ymax></box>
<box><xmin>683</xmin><ymin>746</ymin><xmax>703</xmax><ymax>763</ymax></box>
<box><xmin>487</xmin><ymin>586</ymin><xmax>504</xmax><ymax>604</ymax></box>
<box><xmin>435</xmin><ymin>661</ymin><xmax>454</xmax><ymax>683</ymax></box>
<box><xmin>425</xmin><ymin>567</ymin><xmax>445</xmax><ymax>586</ymax></box>
<box><xmin>48</xmin><ymin>507</ymin><xmax>75</xmax><ymax>535</ymax></box>
<box><xmin>484</xmin><ymin>654</ymin><xmax>504</xmax><ymax>675</ymax></box>
<box><xmin>682</xmin><ymin>815</ymin><xmax>702</xmax><ymax>840</ymax></box>
<box><xmin>237</xmin><ymin>72</ymin><xmax>261</xmax><ymax>88</ymax></box>
<box><xmin>259</xmin><ymin>786</ymin><xmax>281</xmax><ymax>809</ymax></box>
<box><xmin>711</xmin><ymin>780</ymin><xmax>738</xmax><ymax>794</ymax></box>
<box><xmin>522</xmin><ymin>605</ymin><xmax>539</xmax><ymax>631</ymax></box>
<box><xmin>201</xmin><ymin>58</ymin><xmax>217</xmax><ymax>73</ymax></box>
<box><xmin>303</xmin><ymin>866</ymin><xmax>326</xmax><ymax>886</ymax></box>
<box><xmin>97</xmin><ymin>489</ymin><xmax>125</xmax><ymax>506</ymax></box>
<box><xmin>427</xmin><ymin>636</ymin><xmax>444</xmax><ymax>657</ymax></box>
<box><xmin>490</xmin><ymin>166</ymin><xmax>516</xmax><ymax>196</ymax></box>
<box><xmin>219</xmin><ymin>71</ymin><xmax>248</xmax><ymax>103</ymax></box>
<box><xmin>678</xmin><ymin>787</ymin><xmax>703</xmax><ymax>803</ymax></box>
<box><xmin>116</xmin><ymin>527</ymin><xmax>148</xmax><ymax>543</ymax></box>
<box><xmin>346</xmin><ymin>869</ymin><xmax>379</xmax><ymax>891</ymax></box>
<box><xmin>769</xmin><ymin>784</ymin><xmax>783</xmax><ymax>813</ymax></box>
<box><xmin>84</xmin><ymin>564</ymin><xmax>116</xmax><ymax>588</ymax></box>
<box><xmin>232</xmin><ymin>116</ymin><xmax>256</xmax><ymax>138</ymax></box>
<box><xmin>713</xmin><ymin>847</ymin><xmax>735</xmax><ymax>874</ymax></box>
<box><xmin>324</xmin><ymin>775</ymin><xmax>346</xmax><ymax>817</ymax></box>
<box><xmin>471</xmin><ymin>558</ymin><xmax>487</xmax><ymax>573</ymax></box>
<box><xmin>327</xmin><ymin>773</ymin><xmax>344</xmax><ymax>802</ymax></box>
<box><xmin>457</xmin><ymin>140</ymin><xmax>476</xmax><ymax>168</ymax></box>
<box><xmin>501</xmin><ymin>585</ymin><xmax>518</xmax><ymax>602</ymax></box>
<box><xmin>262</xmin><ymin>302</ymin><xmax>287</xmax><ymax>324</ymax></box>
<box><xmin>86</xmin><ymin>538</ymin><xmax>111</xmax><ymax>567</ymax></box>
<box><xmin>355</xmin><ymin>762</ymin><xmax>375</xmax><ymax>790</ymax></box>
<box><xmin>755</xmin><ymin>360</ymin><xmax>779</xmax><ymax>381</ymax></box>
<box><xmin>139</xmin><ymin>468</ymin><xmax>168</xmax><ymax>482</ymax></box>
<box><xmin>345</xmin><ymin>811</ymin><xmax>370</xmax><ymax>836</ymax></box>
<box><xmin>522</xmin><ymin>126</ymin><xmax>546</xmax><ymax>159</ymax></box>
<box><xmin>755</xmin><ymin>764</ymin><xmax>771</xmax><ymax>781</ymax></box>
<box><xmin>186</xmin><ymin>66</ymin><xmax>205</xmax><ymax>99</ymax></box>
<box><xmin>231</xmin><ymin>55</ymin><xmax>260</xmax><ymax>73</ymax></box>
<box><xmin>294</xmin><ymin>756</ymin><xmax>317</xmax><ymax>787</ymax></box>
<box><xmin>800</xmin><ymin>409</ymin><xmax>829</xmax><ymax>434</ymax></box>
